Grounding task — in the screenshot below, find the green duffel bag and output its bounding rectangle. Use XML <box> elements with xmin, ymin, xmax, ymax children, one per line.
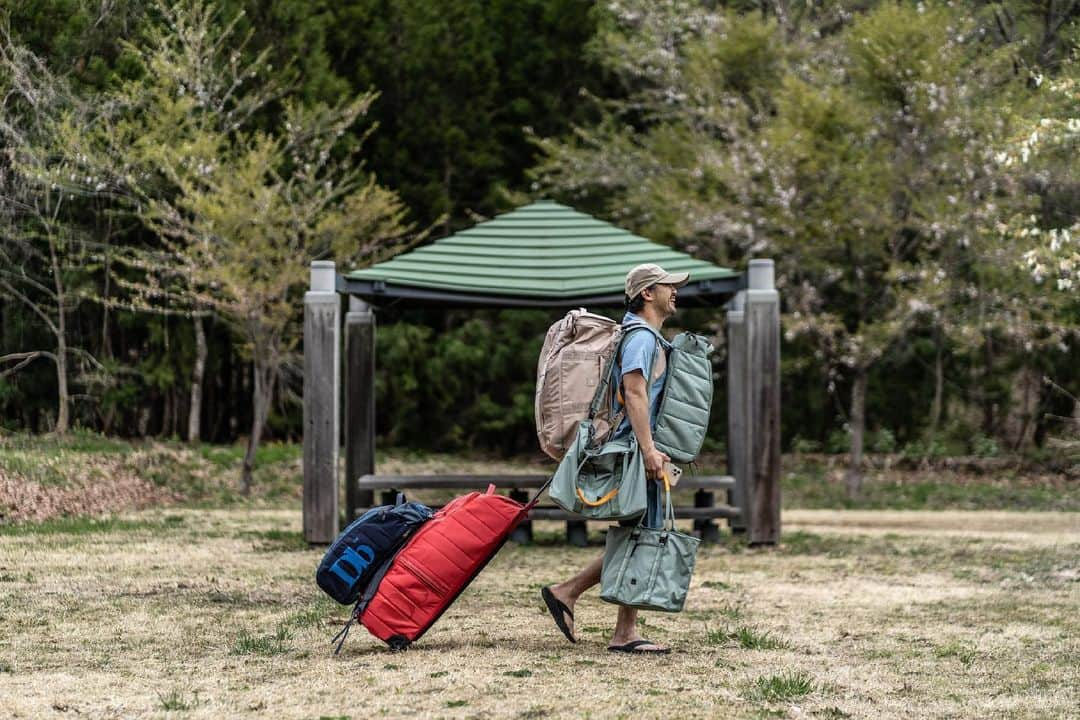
<box><xmin>599</xmin><ymin>478</ymin><xmax>700</xmax><ymax>612</ymax></box>
<box><xmin>549</xmin><ymin>420</ymin><xmax>648</xmax><ymax>521</ymax></box>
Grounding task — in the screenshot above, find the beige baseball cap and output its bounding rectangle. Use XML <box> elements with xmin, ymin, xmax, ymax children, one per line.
<box><xmin>624</xmin><ymin>263</ymin><xmax>690</xmax><ymax>299</ymax></box>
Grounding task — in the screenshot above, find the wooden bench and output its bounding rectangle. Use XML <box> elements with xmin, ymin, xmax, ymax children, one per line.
<box><xmin>355</xmin><ymin>474</ymin><xmax>741</xmax><ymax>546</ymax></box>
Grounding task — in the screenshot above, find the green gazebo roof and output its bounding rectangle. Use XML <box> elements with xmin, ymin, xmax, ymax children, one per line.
<box><xmin>340</xmin><ymin>200</ymin><xmax>741</xmax><ymax>308</ymax></box>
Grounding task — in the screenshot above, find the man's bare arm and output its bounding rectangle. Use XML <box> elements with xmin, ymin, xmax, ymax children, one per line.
<box><xmin>623</xmin><ymin>371</ymin><xmax>669</xmax><ymax>480</ymax></box>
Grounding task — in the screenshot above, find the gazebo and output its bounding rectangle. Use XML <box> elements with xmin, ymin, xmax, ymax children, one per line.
<box><xmin>302</xmin><ymin>200</ymin><xmax>780</xmax><ymax>544</ymax></box>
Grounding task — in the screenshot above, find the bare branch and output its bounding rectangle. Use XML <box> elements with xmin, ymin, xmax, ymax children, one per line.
<box><xmin>0</xmin><ymin>278</ymin><xmax>58</xmax><ymax>335</ymax></box>
<box><xmin>0</xmin><ymin>350</ymin><xmax>57</xmax><ymax>377</ymax></box>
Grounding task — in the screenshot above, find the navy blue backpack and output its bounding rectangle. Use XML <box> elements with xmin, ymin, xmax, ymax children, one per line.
<box><xmin>316</xmin><ymin>495</ymin><xmax>433</xmax><ymax>606</ymax></box>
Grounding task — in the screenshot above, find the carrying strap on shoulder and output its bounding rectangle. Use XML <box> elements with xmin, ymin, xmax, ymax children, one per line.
<box><xmin>587</xmin><ymin>321</ymin><xmax>661</xmax><ymax>421</ymax></box>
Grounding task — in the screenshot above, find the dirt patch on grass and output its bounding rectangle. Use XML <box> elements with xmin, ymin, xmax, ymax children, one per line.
<box><xmin>1</xmin><ymin>508</ymin><xmax>1076</xmax><ymax>719</ymax></box>
<box><xmin>0</xmin><ymin>436</ymin><xmax>555</xmax><ymax>524</ymax></box>
<box><xmin>0</xmin><ymin>459</ymin><xmax>178</xmax><ymax>523</ymax></box>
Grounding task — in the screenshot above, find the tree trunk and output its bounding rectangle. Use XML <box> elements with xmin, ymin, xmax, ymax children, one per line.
<box><xmin>844</xmin><ymin>367</ymin><xmax>868</xmax><ymax>499</ymax></box>
<box><xmin>188</xmin><ymin>314</ymin><xmax>206</xmax><ymax>443</ymax></box>
<box><xmin>928</xmin><ymin>328</ymin><xmax>945</xmax><ymax>438</ymax></box>
<box><xmin>1004</xmin><ymin>366</ymin><xmax>1041</xmax><ymax>451</ymax></box>
<box><xmin>981</xmin><ymin>333</ymin><xmax>996</xmax><ymax>435</ymax></box>
<box><xmin>240</xmin><ymin>357</ymin><xmax>275</xmax><ymax>494</ymax></box>
<box><xmin>49</xmin><ymin>227</ymin><xmax>70</xmax><ymax>435</ymax></box>
<box><xmin>55</xmin><ymin>322</ymin><xmax>69</xmax><ymax>435</ymax></box>
<box><xmin>101</xmin><ymin>220</ymin><xmax>113</xmax><ymax>359</ymax></box>
<box><xmin>162</xmin><ymin>388</ymin><xmax>173</xmax><ymax>437</ymax></box>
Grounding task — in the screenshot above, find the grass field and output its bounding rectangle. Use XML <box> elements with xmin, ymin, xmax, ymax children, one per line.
<box><xmin>2</xmin><ymin>506</ymin><xmax>1077</xmax><ymax>719</ymax></box>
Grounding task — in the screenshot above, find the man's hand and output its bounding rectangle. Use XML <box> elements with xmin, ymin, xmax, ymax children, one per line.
<box><xmin>642</xmin><ymin>445</ymin><xmax>670</xmax><ymax>483</ymax></box>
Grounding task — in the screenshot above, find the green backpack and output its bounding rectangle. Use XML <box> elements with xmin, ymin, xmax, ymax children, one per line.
<box><xmin>651</xmin><ymin>331</ymin><xmax>715</xmax><ymax>463</ymax></box>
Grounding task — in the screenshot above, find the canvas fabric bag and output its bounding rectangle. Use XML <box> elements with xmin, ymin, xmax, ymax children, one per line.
<box><xmin>651</xmin><ymin>332</ymin><xmax>714</xmax><ymax>463</ymax></box>
<box><xmin>599</xmin><ymin>477</ymin><xmax>700</xmax><ymax>612</ymax></box>
<box><xmin>535</xmin><ymin>309</ymin><xmax>620</xmax><ymax>460</ymax></box>
<box><xmin>548</xmin><ymin>323</ymin><xmax>660</xmax><ymax>521</ymax></box>
<box><xmin>548</xmin><ymin>420</ymin><xmax>649</xmax><ymax>521</ymax></box>
<box><xmin>316</xmin><ymin>495</ymin><xmax>433</xmax><ymax>605</ymax></box>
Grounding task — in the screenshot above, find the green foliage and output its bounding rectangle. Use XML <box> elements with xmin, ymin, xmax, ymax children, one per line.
<box><xmin>780</xmin><ymin>455</ymin><xmax>1080</xmax><ymax>511</ymax></box>
<box><xmin>0</xmin><ymin>516</ymin><xmax>179</xmax><ymax>536</ymax></box>
<box><xmin>157</xmin><ymin>689</ymin><xmax>200</xmax><ymax>711</ymax></box>
<box><xmin>285</xmin><ymin>0</ymin><xmax>608</xmax><ymax>229</ymax></box>
<box><xmin>934</xmin><ymin>640</ymin><xmax>979</xmax><ymax>667</ymax></box>
<box><xmin>230</xmin><ymin>625</ymin><xmax>292</xmax><ymax>656</ymax></box>
<box><xmin>375</xmin><ymin>309</ymin><xmax>558</xmax><ymax>452</ymax></box>
<box><xmin>901</xmin><ymin>438</ymin><xmax>949</xmax><ymax>460</ymax></box>
<box><xmin>732</xmin><ymin>626</ymin><xmax>789</xmax><ymax>651</ymax></box>
<box><xmin>534</xmin><ymin>0</ymin><xmax>1078</xmax><ymax>469</ymax></box>
<box><xmin>748</xmin><ymin>671</ymin><xmax>814</xmax><ymax>702</ymax></box>
<box><xmin>3</xmin><ymin>0</ymin><xmax>147</xmax><ymax>90</ymax></box>
<box><xmin>825</xmin><ymin>429</ymin><xmax>850</xmax><ymax>455</ymax></box>
<box><xmin>790</xmin><ymin>436</ymin><xmax>822</xmax><ymax>454</ymax></box>
<box><xmin>869</xmin><ymin>428</ymin><xmax>897</xmax><ymax>455</ymax></box>
<box><xmin>971</xmin><ymin>434</ymin><xmax>1000</xmax><ymax>458</ymax></box>
<box><xmin>2</xmin><ymin>0</ymin><xmax>1078</xmax><ymax>459</ymax></box>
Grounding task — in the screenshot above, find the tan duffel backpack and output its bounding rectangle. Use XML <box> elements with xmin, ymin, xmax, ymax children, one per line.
<box><xmin>534</xmin><ymin>309</ymin><xmax>620</xmax><ymax>460</ymax></box>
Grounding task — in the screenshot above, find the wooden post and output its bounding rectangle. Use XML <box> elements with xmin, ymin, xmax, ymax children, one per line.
<box><xmin>566</xmin><ymin>520</ymin><xmax>587</xmax><ymax>547</ymax></box>
<box><xmin>693</xmin><ymin>489</ymin><xmax>721</xmax><ymax>543</ymax></box>
<box><xmin>303</xmin><ymin>260</ymin><xmax>340</xmax><ymax>544</ymax></box>
<box><xmin>345</xmin><ymin>296</ymin><xmax>376</xmax><ymax>520</ymax></box>
<box><xmin>726</xmin><ymin>291</ymin><xmax>749</xmax><ymax>535</ymax></box>
<box><xmin>744</xmin><ymin>259</ymin><xmax>781</xmax><ymax>545</ymax></box>
<box><xmin>509</xmin><ymin>489</ymin><xmax>532</xmax><ymax>543</ymax></box>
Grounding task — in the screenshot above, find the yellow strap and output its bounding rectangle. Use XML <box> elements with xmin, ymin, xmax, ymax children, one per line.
<box><xmin>576</xmin><ymin>486</ymin><xmax>620</xmax><ymax>507</ymax></box>
<box><xmin>576</xmin><ymin>473</ymin><xmax>669</xmax><ymax>508</ymax></box>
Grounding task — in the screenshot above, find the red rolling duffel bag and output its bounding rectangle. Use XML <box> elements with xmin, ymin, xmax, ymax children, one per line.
<box><xmin>340</xmin><ymin>483</ymin><xmax>546</xmax><ymax>651</ymax></box>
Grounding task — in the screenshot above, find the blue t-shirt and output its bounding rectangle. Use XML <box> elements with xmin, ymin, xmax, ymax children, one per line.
<box><xmin>612</xmin><ymin>312</ymin><xmax>670</xmax><ymax>438</ymax></box>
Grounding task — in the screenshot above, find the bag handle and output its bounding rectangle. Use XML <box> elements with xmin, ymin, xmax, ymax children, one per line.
<box><xmin>576</xmin><ymin>486</ymin><xmax>619</xmax><ymax>507</ymax></box>
<box><xmin>635</xmin><ymin>473</ymin><xmax>676</xmax><ymax>532</ymax></box>
<box><xmin>526</xmin><ymin>451</ymin><xmax>587</xmax><ymax>510</ymax></box>
<box><xmin>662</xmin><ymin>474</ymin><xmax>676</xmax><ymax>532</ymax></box>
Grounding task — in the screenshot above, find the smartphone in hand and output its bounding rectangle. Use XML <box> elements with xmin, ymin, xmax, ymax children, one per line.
<box><xmin>663</xmin><ymin>461</ymin><xmax>683</xmax><ymax>487</ymax></box>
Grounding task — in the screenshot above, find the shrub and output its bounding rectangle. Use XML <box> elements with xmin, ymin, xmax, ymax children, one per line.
<box><xmin>869</xmin><ymin>428</ymin><xmax>897</xmax><ymax>454</ymax></box>
<box><xmin>971</xmin><ymin>434</ymin><xmax>1000</xmax><ymax>458</ymax></box>
<box><xmin>901</xmin><ymin>438</ymin><xmax>948</xmax><ymax>459</ymax></box>
<box><xmin>826</xmin><ymin>428</ymin><xmax>850</xmax><ymax>454</ymax></box>
<box><xmin>791</xmin><ymin>435</ymin><xmax>822</xmax><ymax>453</ymax></box>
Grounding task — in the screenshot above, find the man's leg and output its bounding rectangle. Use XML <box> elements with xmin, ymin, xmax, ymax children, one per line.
<box><xmin>547</xmin><ymin>553</ymin><xmax>602</xmax><ymax>638</ymax></box>
<box><xmin>609</xmin><ymin>607</ymin><xmax>669</xmax><ymax>652</ymax></box>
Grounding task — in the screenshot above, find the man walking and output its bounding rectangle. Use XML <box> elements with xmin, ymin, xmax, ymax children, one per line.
<box><xmin>541</xmin><ymin>263</ymin><xmax>689</xmax><ymax>654</ymax></box>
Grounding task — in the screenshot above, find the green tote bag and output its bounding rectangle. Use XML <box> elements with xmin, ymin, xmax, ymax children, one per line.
<box><xmin>599</xmin><ymin>478</ymin><xmax>700</xmax><ymax>612</ymax></box>
<box><xmin>548</xmin><ymin>420</ymin><xmax>648</xmax><ymax>521</ymax></box>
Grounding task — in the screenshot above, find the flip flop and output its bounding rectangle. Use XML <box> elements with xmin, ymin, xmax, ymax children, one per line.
<box><xmin>607</xmin><ymin>640</ymin><xmax>671</xmax><ymax>655</ymax></box>
<box><xmin>540</xmin><ymin>586</ymin><xmax>576</xmax><ymax>644</ymax></box>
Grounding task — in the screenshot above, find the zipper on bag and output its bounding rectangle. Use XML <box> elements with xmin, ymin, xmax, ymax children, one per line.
<box><xmin>398</xmin><ymin>558</ymin><xmax>449</xmax><ymax>596</ymax></box>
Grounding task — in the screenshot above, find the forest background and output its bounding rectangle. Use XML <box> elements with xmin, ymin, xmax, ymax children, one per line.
<box><xmin>1</xmin><ymin>0</ymin><xmax>1077</xmax><ymax>488</ymax></box>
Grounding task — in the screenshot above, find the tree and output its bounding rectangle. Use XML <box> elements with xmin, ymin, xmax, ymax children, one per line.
<box><xmin>16</xmin><ymin>0</ymin><xmax>415</xmax><ymax>489</ymax></box>
<box><xmin>533</xmin><ymin>2</ymin><xmax>1055</xmax><ymax>493</ymax></box>
<box><xmin>0</xmin><ymin>37</ymin><xmax>105</xmax><ymax>434</ymax></box>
